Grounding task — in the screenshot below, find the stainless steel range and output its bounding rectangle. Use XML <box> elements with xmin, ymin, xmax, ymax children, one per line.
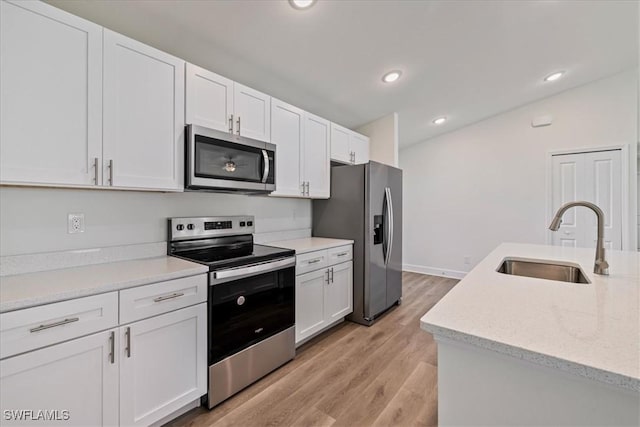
<box><xmin>168</xmin><ymin>216</ymin><xmax>295</xmax><ymax>408</ymax></box>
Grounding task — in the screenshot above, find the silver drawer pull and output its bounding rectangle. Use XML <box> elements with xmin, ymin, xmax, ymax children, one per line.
<box><xmin>336</xmin><ymin>252</ymin><xmax>349</xmax><ymax>257</ymax></box>
<box><xmin>153</xmin><ymin>292</ymin><xmax>184</xmax><ymax>303</ymax></box>
<box><xmin>308</xmin><ymin>258</ymin><xmax>322</xmax><ymax>264</ymax></box>
<box><xmin>30</xmin><ymin>317</ymin><xmax>79</xmax><ymax>333</ymax></box>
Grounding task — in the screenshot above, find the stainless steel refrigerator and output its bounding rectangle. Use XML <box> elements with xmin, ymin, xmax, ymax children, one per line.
<box><xmin>313</xmin><ymin>161</ymin><xmax>402</xmax><ymax>326</ymax></box>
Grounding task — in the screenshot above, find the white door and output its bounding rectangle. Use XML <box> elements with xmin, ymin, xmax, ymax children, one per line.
<box><xmin>330</xmin><ymin>123</ymin><xmax>351</xmax><ymax>164</ymax></box>
<box><xmin>0</xmin><ymin>0</ymin><xmax>102</xmax><ymax>186</ymax></box>
<box><xmin>551</xmin><ymin>149</ymin><xmax>622</xmax><ymax>250</ymax></box>
<box><xmin>295</xmin><ymin>269</ymin><xmax>327</xmax><ymax>344</ymax></box>
<box><xmin>350</xmin><ymin>132</ymin><xmax>370</xmax><ymax>165</ymax></box>
<box><xmin>304</xmin><ymin>113</ymin><xmax>331</xmax><ymax>199</ymax></box>
<box><xmin>271</xmin><ymin>99</ymin><xmax>304</xmax><ymax>197</ymax></box>
<box><xmin>185</xmin><ymin>63</ymin><xmax>234</xmax><ymax>133</ymax></box>
<box><xmin>325</xmin><ymin>261</ymin><xmax>353</xmax><ymax>323</ymax></box>
<box><xmin>0</xmin><ymin>329</ymin><xmax>118</xmax><ymax>427</ymax></box>
<box><xmin>103</xmin><ymin>29</ymin><xmax>185</xmax><ymax>190</ymax></box>
<box><xmin>119</xmin><ymin>303</ymin><xmax>207</xmax><ymax>427</ymax></box>
<box><xmin>233</xmin><ymin>83</ymin><xmax>271</xmax><ymax>142</ymax></box>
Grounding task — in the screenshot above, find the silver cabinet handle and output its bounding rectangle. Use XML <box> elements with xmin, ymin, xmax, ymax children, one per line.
<box><xmin>308</xmin><ymin>258</ymin><xmax>322</xmax><ymax>264</ymax></box>
<box><xmin>109</xmin><ymin>331</ymin><xmax>115</xmax><ymax>364</ymax></box>
<box><xmin>153</xmin><ymin>292</ymin><xmax>184</xmax><ymax>303</ymax></box>
<box><xmin>261</xmin><ymin>149</ymin><xmax>269</xmax><ymax>183</ymax></box>
<box><xmin>236</xmin><ymin>116</ymin><xmax>241</xmax><ymax>135</ymax></box>
<box><xmin>108</xmin><ymin>159</ymin><xmax>114</xmax><ymax>186</ymax></box>
<box><xmin>336</xmin><ymin>252</ymin><xmax>349</xmax><ymax>257</ymax></box>
<box><xmin>229</xmin><ymin>114</ymin><xmax>234</xmax><ymax>133</ymax></box>
<box><xmin>330</xmin><ymin>267</ymin><xmax>334</xmax><ymax>283</ymax></box>
<box><xmin>30</xmin><ymin>317</ymin><xmax>79</xmax><ymax>333</ymax></box>
<box><xmin>301</xmin><ymin>182</ymin><xmax>305</xmax><ymax>195</ymax></box>
<box><xmin>125</xmin><ymin>327</ymin><xmax>131</xmax><ymax>358</ymax></box>
<box><xmin>325</xmin><ymin>269</ymin><xmax>330</xmax><ymax>284</ymax></box>
<box><xmin>304</xmin><ymin>181</ymin><xmax>309</xmax><ymax>196</ymax></box>
<box><xmin>93</xmin><ymin>157</ymin><xmax>99</xmax><ymax>185</ymax></box>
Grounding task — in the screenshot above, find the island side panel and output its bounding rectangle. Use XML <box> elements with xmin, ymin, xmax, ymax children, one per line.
<box><xmin>436</xmin><ymin>338</ymin><xmax>640</xmax><ymax>426</ymax></box>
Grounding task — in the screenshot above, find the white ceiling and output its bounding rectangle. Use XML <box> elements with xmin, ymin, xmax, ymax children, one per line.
<box><xmin>47</xmin><ymin>0</ymin><xmax>638</xmax><ymax>148</ymax></box>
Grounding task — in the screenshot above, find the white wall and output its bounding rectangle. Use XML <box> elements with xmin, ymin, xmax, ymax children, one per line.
<box><xmin>0</xmin><ymin>187</ymin><xmax>311</xmax><ymax>256</ymax></box>
<box><xmin>356</xmin><ymin>113</ymin><xmax>399</xmax><ymax>167</ymax></box>
<box><xmin>400</xmin><ymin>70</ymin><xmax>638</xmax><ymax>277</ymax></box>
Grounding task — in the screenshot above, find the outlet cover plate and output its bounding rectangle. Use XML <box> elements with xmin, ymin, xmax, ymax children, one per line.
<box><xmin>68</xmin><ymin>213</ymin><xmax>85</xmax><ymax>234</ymax></box>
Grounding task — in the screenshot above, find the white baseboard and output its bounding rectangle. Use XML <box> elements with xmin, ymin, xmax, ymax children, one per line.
<box><xmin>403</xmin><ymin>263</ymin><xmax>467</xmax><ymax>280</ymax></box>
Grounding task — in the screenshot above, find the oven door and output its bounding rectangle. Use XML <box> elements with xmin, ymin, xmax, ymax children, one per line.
<box><xmin>208</xmin><ymin>257</ymin><xmax>295</xmax><ymax>364</ymax></box>
<box><xmin>186</xmin><ymin>124</ymin><xmax>275</xmax><ymax>192</ymax></box>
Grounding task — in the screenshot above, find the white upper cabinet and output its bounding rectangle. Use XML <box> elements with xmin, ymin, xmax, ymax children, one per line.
<box><xmin>185</xmin><ymin>65</ymin><xmax>271</xmax><ymax>143</ymax></box>
<box><xmin>0</xmin><ymin>0</ymin><xmax>102</xmax><ymax>186</ymax></box>
<box><xmin>185</xmin><ymin>64</ymin><xmax>234</xmax><ymax>133</ymax></box>
<box><xmin>304</xmin><ymin>113</ymin><xmax>330</xmax><ymax>198</ymax></box>
<box><xmin>271</xmin><ymin>99</ymin><xmax>304</xmax><ymax>197</ymax></box>
<box><xmin>234</xmin><ymin>83</ymin><xmax>271</xmax><ymax>143</ymax></box>
<box><xmin>270</xmin><ymin>100</ymin><xmax>330</xmax><ymax>199</ymax></box>
<box><xmin>330</xmin><ymin>122</ymin><xmax>370</xmax><ymax>165</ymax></box>
<box><xmin>103</xmin><ymin>29</ymin><xmax>185</xmax><ymax>191</ymax></box>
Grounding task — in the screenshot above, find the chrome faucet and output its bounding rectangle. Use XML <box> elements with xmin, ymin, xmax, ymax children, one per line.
<box><xmin>548</xmin><ymin>201</ymin><xmax>609</xmax><ymax>275</ymax></box>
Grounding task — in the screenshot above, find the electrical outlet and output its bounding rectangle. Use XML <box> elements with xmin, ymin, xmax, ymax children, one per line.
<box><xmin>68</xmin><ymin>213</ymin><xmax>85</xmax><ymax>234</ymax></box>
<box><xmin>463</xmin><ymin>256</ymin><xmax>471</xmax><ymax>265</ymax></box>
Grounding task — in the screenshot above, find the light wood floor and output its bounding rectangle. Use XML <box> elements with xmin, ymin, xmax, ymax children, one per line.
<box><xmin>166</xmin><ymin>272</ymin><xmax>458</xmax><ymax>427</ymax></box>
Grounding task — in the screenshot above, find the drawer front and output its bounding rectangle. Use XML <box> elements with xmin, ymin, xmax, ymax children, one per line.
<box><xmin>296</xmin><ymin>250</ymin><xmax>328</xmax><ymax>275</ymax></box>
<box><xmin>119</xmin><ymin>274</ymin><xmax>207</xmax><ymax>324</ymax></box>
<box><xmin>0</xmin><ymin>292</ymin><xmax>118</xmax><ymax>359</ymax></box>
<box><xmin>327</xmin><ymin>245</ymin><xmax>353</xmax><ymax>265</ymax></box>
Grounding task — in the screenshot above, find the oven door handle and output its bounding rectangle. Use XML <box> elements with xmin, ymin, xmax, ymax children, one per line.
<box><xmin>213</xmin><ymin>257</ymin><xmax>295</xmax><ymax>280</ymax></box>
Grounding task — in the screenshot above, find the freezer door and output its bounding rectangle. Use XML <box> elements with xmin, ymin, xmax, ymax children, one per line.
<box><xmin>365</xmin><ymin>162</ymin><xmax>389</xmax><ymax>319</ymax></box>
<box><xmin>386</xmin><ymin>166</ymin><xmax>403</xmax><ymax>307</ymax></box>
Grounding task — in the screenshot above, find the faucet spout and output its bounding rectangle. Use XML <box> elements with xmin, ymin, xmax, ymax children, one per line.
<box><xmin>548</xmin><ymin>201</ymin><xmax>609</xmax><ymax>275</ymax></box>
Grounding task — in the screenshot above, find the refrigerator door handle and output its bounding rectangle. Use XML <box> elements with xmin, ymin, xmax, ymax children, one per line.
<box><xmin>384</xmin><ymin>187</ymin><xmax>394</xmax><ymax>266</ymax></box>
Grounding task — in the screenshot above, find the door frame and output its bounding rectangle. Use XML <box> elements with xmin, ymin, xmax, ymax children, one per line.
<box><xmin>545</xmin><ymin>144</ymin><xmax>632</xmax><ymax>250</ymax></box>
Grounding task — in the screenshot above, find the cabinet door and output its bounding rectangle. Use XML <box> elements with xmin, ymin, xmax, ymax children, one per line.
<box><xmin>350</xmin><ymin>132</ymin><xmax>370</xmax><ymax>165</ymax></box>
<box><xmin>325</xmin><ymin>261</ymin><xmax>353</xmax><ymax>323</ymax></box>
<box><xmin>330</xmin><ymin>123</ymin><xmax>351</xmax><ymax>164</ymax></box>
<box><xmin>271</xmin><ymin>99</ymin><xmax>304</xmax><ymax>197</ymax></box>
<box><xmin>233</xmin><ymin>83</ymin><xmax>271</xmax><ymax>142</ymax></box>
<box><xmin>0</xmin><ymin>0</ymin><xmax>102</xmax><ymax>186</ymax></box>
<box><xmin>304</xmin><ymin>113</ymin><xmax>331</xmax><ymax>199</ymax></box>
<box><xmin>0</xmin><ymin>329</ymin><xmax>118</xmax><ymax>427</ymax></box>
<box><xmin>119</xmin><ymin>303</ymin><xmax>207</xmax><ymax>427</ymax></box>
<box><xmin>185</xmin><ymin>63</ymin><xmax>234</xmax><ymax>133</ymax></box>
<box><xmin>103</xmin><ymin>29</ymin><xmax>185</xmax><ymax>190</ymax></box>
<box><xmin>295</xmin><ymin>269</ymin><xmax>328</xmax><ymax>344</ymax></box>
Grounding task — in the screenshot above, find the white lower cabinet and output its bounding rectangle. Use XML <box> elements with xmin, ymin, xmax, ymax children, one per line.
<box><xmin>120</xmin><ymin>303</ymin><xmax>207</xmax><ymax>427</ymax></box>
<box><xmin>0</xmin><ymin>329</ymin><xmax>119</xmax><ymax>426</ymax></box>
<box><xmin>295</xmin><ymin>246</ymin><xmax>353</xmax><ymax>345</ymax></box>
<box><xmin>0</xmin><ymin>275</ymin><xmax>208</xmax><ymax>427</ymax></box>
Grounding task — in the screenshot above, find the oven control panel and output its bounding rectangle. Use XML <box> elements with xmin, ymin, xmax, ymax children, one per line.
<box><xmin>169</xmin><ymin>216</ymin><xmax>255</xmax><ymax>240</ymax></box>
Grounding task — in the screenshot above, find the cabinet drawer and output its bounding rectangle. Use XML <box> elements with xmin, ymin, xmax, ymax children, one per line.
<box><xmin>0</xmin><ymin>292</ymin><xmax>118</xmax><ymax>359</ymax></box>
<box><xmin>327</xmin><ymin>245</ymin><xmax>353</xmax><ymax>264</ymax></box>
<box><xmin>119</xmin><ymin>274</ymin><xmax>207</xmax><ymax>324</ymax></box>
<box><xmin>296</xmin><ymin>250</ymin><xmax>328</xmax><ymax>275</ymax></box>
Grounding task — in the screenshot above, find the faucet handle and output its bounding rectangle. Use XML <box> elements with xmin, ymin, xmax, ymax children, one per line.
<box><xmin>594</xmin><ymin>259</ymin><xmax>609</xmax><ymax>275</ymax></box>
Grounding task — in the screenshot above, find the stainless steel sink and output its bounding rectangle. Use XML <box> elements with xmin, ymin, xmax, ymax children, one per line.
<box><xmin>497</xmin><ymin>257</ymin><xmax>590</xmax><ymax>284</ymax></box>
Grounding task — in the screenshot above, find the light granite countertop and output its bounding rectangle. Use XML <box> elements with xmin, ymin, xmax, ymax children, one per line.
<box><xmin>0</xmin><ymin>256</ymin><xmax>208</xmax><ymax>313</ymax></box>
<box><xmin>420</xmin><ymin>243</ymin><xmax>640</xmax><ymax>392</ymax></box>
<box><xmin>271</xmin><ymin>237</ymin><xmax>354</xmax><ymax>254</ymax></box>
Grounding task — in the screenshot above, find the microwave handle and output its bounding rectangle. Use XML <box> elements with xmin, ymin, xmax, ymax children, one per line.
<box><xmin>261</xmin><ymin>150</ymin><xmax>269</xmax><ymax>183</ymax></box>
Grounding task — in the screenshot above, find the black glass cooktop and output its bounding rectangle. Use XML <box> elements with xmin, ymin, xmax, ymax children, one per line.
<box><xmin>170</xmin><ymin>235</ymin><xmax>294</xmax><ymax>271</ymax></box>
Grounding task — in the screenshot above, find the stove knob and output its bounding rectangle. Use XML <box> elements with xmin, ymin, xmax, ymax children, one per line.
<box><xmin>237</xmin><ymin>296</ymin><xmax>246</xmax><ymax>306</ymax></box>
<box><xmin>187</xmin><ymin>224</ymin><xmax>195</xmax><ymax>230</ymax></box>
<box><xmin>176</xmin><ymin>224</ymin><xmax>184</xmax><ymax>231</ymax></box>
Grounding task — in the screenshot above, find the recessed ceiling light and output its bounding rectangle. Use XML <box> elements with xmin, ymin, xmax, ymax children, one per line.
<box><xmin>544</xmin><ymin>71</ymin><xmax>564</xmax><ymax>82</ymax></box>
<box><xmin>382</xmin><ymin>70</ymin><xmax>402</xmax><ymax>83</ymax></box>
<box><xmin>432</xmin><ymin>117</ymin><xmax>447</xmax><ymax>125</ymax></box>
<box><xmin>289</xmin><ymin>0</ymin><xmax>316</xmax><ymax>10</ymax></box>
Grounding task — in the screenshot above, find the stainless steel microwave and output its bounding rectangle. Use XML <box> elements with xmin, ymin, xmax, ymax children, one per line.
<box><xmin>186</xmin><ymin>125</ymin><xmax>276</xmax><ymax>194</ymax></box>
